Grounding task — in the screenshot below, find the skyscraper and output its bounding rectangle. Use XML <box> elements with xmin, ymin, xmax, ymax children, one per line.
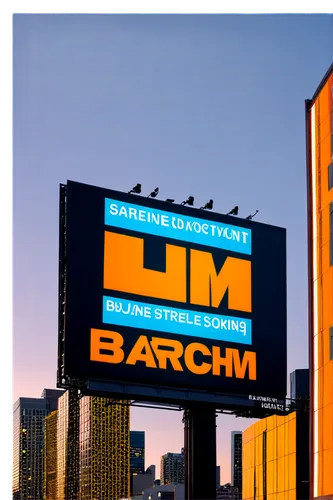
<box><xmin>43</xmin><ymin>410</ymin><xmax>58</xmax><ymax>500</ymax></box>
<box><xmin>41</xmin><ymin>389</ymin><xmax>66</xmax><ymax>411</ymax></box>
<box><xmin>56</xmin><ymin>389</ymin><xmax>80</xmax><ymax>500</ymax></box>
<box><xmin>290</xmin><ymin>368</ymin><xmax>309</xmax><ymax>401</ymax></box>
<box><xmin>130</xmin><ymin>430</ymin><xmax>145</xmax><ymax>474</ymax></box>
<box><xmin>231</xmin><ymin>431</ymin><xmax>242</xmax><ymax>499</ymax></box>
<box><xmin>44</xmin><ymin>389</ymin><xmax>130</xmax><ymax>500</ymax></box>
<box><xmin>130</xmin><ymin>430</ymin><xmax>146</xmax><ymax>495</ymax></box>
<box><xmin>160</xmin><ymin>451</ymin><xmax>185</xmax><ymax>485</ymax></box>
<box><xmin>79</xmin><ymin>396</ymin><xmax>130</xmax><ymax>500</ymax></box>
<box><xmin>12</xmin><ymin>389</ymin><xmax>64</xmax><ymax>500</ymax></box>
<box><xmin>306</xmin><ymin>62</ymin><xmax>333</xmax><ymax>500</ymax></box>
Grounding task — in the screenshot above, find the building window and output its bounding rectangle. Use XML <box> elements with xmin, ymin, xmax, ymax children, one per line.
<box><xmin>330</xmin><ymin>327</ymin><xmax>333</xmax><ymax>361</ymax></box>
<box><xmin>329</xmin><ymin>163</ymin><xmax>333</xmax><ymax>191</ymax></box>
<box><xmin>330</xmin><ymin>202</ymin><xmax>333</xmax><ymax>267</ymax></box>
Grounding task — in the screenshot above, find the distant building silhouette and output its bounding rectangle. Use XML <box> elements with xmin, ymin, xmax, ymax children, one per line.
<box><xmin>216</xmin><ymin>465</ymin><xmax>221</xmax><ymax>488</ymax></box>
<box><xmin>130</xmin><ymin>431</ymin><xmax>145</xmax><ymax>474</ymax></box>
<box><xmin>130</xmin><ymin>482</ymin><xmax>185</xmax><ymax>500</ymax></box>
<box><xmin>132</xmin><ymin>465</ymin><xmax>156</xmax><ymax>496</ymax></box>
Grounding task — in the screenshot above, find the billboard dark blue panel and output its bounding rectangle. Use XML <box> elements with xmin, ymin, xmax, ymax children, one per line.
<box><xmin>58</xmin><ymin>180</ymin><xmax>287</xmax><ymax>401</ymax></box>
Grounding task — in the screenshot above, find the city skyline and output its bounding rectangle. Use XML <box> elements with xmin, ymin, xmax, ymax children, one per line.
<box><xmin>13</xmin><ymin>13</ymin><xmax>333</xmax><ymax>483</ymax></box>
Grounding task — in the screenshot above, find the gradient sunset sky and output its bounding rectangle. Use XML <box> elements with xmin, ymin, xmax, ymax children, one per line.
<box><xmin>13</xmin><ymin>13</ymin><xmax>333</xmax><ymax>483</ymax></box>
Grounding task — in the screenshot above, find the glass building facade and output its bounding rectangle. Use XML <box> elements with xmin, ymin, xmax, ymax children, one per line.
<box><xmin>43</xmin><ymin>390</ymin><xmax>130</xmax><ymax>500</ymax></box>
<box><xmin>160</xmin><ymin>451</ymin><xmax>185</xmax><ymax>485</ymax></box>
<box><xmin>290</xmin><ymin>369</ymin><xmax>309</xmax><ymax>402</ymax></box>
<box><xmin>13</xmin><ymin>398</ymin><xmax>49</xmax><ymax>500</ymax></box>
<box><xmin>12</xmin><ymin>390</ymin><xmax>64</xmax><ymax>500</ymax></box>
<box><xmin>130</xmin><ymin>430</ymin><xmax>145</xmax><ymax>495</ymax></box>
<box><xmin>130</xmin><ymin>430</ymin><xmax>145</xmax><ymax>475</ymax></box>
<box><xmin>79</xmin><ymin>396</ymin><xmax>130</xmax><ymax>500</ymax></box>
<box><xmin>306</xmin><ymin>63</ymin><xmax>333</xmax><ymax>499</ymax></box>
<box><xmin>56</xmin><ymin>389</ymin><xmax>80</xmax><ymax>500</ymax></box>
<box><xmin>43</xmin><ymin>410</ymin><xmax>58</xmax><ymax>500</ymax></box>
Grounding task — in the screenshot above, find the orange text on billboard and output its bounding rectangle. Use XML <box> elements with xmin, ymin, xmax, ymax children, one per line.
<box><xmin>90</xmin><ymin>329</ymin><xmax>257</xmax><ymax>380</ymax></box>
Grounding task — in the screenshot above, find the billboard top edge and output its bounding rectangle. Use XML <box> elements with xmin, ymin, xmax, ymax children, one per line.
<box><xmin>307</xmin><ymin>61</ymin><xmax>333</xmax><ymax>106</ymax></box>
<box><xmin>62</xmin><ymin>179</ymin><xmax>287</xmax><ymax>233</ymax></box>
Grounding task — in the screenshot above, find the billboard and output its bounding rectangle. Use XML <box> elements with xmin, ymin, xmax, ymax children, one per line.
<box><xmin>58</xmin><ymin>180</ymin><xmax>287</xmax><ymax>403</ymax></box>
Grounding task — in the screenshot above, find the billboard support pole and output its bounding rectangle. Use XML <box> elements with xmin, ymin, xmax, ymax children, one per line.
<box><xmin>184</xmin><ymin>404</ymin><xmax>216</xmax><ymax>500</ymax></box>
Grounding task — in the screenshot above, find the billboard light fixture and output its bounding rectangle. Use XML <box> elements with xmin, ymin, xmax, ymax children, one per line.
<box><xmin>165</xmin><ymin>198</ymin><xmax>175</xmax><ymax>203</ymax></box>
<box><xmin>227</xmin><ymin>205</ymin><xmax>239</xmax><ymax>216</ymax></box>
<box><xmin>245</xmin><ymin>210</ymin><xmax>259</xmax><ymax>220</ymax></box>
<box><xmin>200</xmin><ymin>199</ymin><xmax>213</xmax><ymax>210</ymax></box>
<box><xmin>148</xmin><ymin>187</ymin><xmax>159</xmax><ymax>198</ymax></box>
<box><xmin>128</xmin><ymin>183</ymin><xmax>142</xmax><ymax>195</ymax></box>
<box><xmin>181</xmin><ymin>196</ymin><xmax>194</xmax><ymax>206</ymax></box>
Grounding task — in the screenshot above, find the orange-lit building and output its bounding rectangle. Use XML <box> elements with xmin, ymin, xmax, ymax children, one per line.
<box><xmin>306</xmin><ymin>63</ymin><xmax>333</xmax><ymax>500</ymax></box>
<box><xmin>56</xmin><ymin>389</ymin><xmax>80</xmax><ymax>500</ymax></box>
<box><xmin>44</xmin><ymin>410</ymin><xmax>58</xmax><ymax>500</ymax></box>
<box><xmin>79</xmin><ymin>396</ymin><xmax>130</xmax><ymax>500</ymax></box>
<box><xmin>242</xmin><ymin>391</ymin><xmax>309</xmax><ymax>500</ymax></box>
<box><xmin>47</xmin><ymin>389</ymin><xmax>130</xmax><ymax>500</ymax></box>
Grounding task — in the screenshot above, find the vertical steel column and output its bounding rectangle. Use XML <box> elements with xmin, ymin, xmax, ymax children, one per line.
<box><xmin>184</xmin><ymin>405</ymin><xmax>216</xmax><ymax>500</ymax></box>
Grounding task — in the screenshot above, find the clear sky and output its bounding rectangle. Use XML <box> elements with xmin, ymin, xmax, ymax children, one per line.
<box><xmin>13</xmin><ymin>13</ymin><xmax>333</xmax><ymax>484</ymax></box>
